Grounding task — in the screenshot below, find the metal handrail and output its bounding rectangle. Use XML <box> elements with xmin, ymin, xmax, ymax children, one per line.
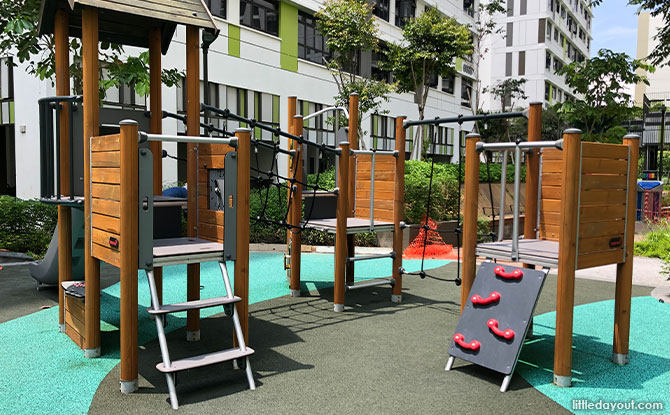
<box><xmin>138</xmin><ymin>132</ymin><xmax>238</xmax><ymax>146</ymax></box>
<box><xmin>303</xmin><ymin>106</ymin><xmax>349</xmax><ymax>121</ymax></box>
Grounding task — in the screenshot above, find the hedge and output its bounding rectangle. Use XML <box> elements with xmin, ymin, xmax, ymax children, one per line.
<box><xmin>0</xmin><ymin>196</ymin><xmax>57</xmax><ymax>259</ymax></box>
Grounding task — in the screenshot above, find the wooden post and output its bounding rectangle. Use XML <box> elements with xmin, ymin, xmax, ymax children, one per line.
<box><xmin>553</xmin><ymin>128</ymin><xmax>582</xmax><ymax>387</ymax></box>
<box><xmin>392</xmin><ymin>116</ymin><xmax>406</xmax><ymax>303</ymax></box>
<box><xmin>334</xmin><ymin>141</ymin><xmax>350</xmax><ymax>312</ymax></box>
<box><xmin>289</xmin><ymin>115</ymin><xmax>303</xmax><ymax>297</ymax></box>
<box><xmin>346</xmin><ymin>93</ymin><xmax>359</xmax><ymax>285</ymax></box>
<box><xmin>119</xmin><ymin>120</ymin><xmax>139</xmax><ymax>393</ymax></box>
<box><xmin>234</xmin><ymin>128</ymin><xmax>251</xmax><ymax>345</ymax></box>
<box><xmin>82</xmin><ymin>6</ymin><xmax>101</xmax><ymax>358</ymax></box>
<box><xmin>613</xmin><ymin>134</ymin><xmax>640</xmax><ymax>365</ymax></box>
<box><xmin>54</xmin><ymin>9</ymin><xmax>71</xmax><ymax>333</ymax></box>
<box><xmin>185</xmin><ymin>25</ymin><xmax>201</xmax><ymax>341</ymax></box>
<box><xmin>460</xmin><ymin>133</ymin><xmax>480</xmax><ymax>313</ymax></box>
<box><xmin>286</xmin><ymin>96</ymin><xmax>297</xmax><ymax>260</ymax></box>
<box><xmin>149</xmin><ymin>26</ymin><xmax>164</xmax><ymax>305</ymax></box>
<box><xmin>524</xmin><ymin>103</ymin><xmax>542</xmax><ymax>244</ymax></box>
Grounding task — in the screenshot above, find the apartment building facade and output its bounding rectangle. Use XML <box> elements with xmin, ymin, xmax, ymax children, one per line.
<box><xmin>7</xmin><ymin>0</ymin><xmax>479</xmax><ymax>200</ymax></box>
<box><xmin>480</xmin><ymin>0</ymin><xmax>592</xmax><ymax>111</ymax></box>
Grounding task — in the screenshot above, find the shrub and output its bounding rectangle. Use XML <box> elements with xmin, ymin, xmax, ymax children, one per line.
<box><xmin>635</xmin><ymin>220</ymin><xmax>670</xmax><ymax>280</ymax></box>
<box><xmin>306</xmin><ymin>167</ymin><xmax>336</xmax><ymax>190</ymax></box>
<box><xmin>0</xmin><ymin>196</ymin><xmax>57</xmax><ymax>259</ymax></box>
<box><xmin>404</xmin><ymin>160</ymin><xmax>459</xmax><ymax>224</ymax></box>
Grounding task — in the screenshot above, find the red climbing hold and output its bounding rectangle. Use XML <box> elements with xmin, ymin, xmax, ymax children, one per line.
<box><xmin>487</xmin><ymin>319</ymin><xmax>515</xmax><ymax>340</ymax></box>
<box><xmin>494</xmin><ymin>266</ymin><xmax>523</xmax><ymax>280</ymax></box>
<box><xmin>453</xmin><ymin>333</ymin><xmax>481</xmax><ymax>351</ymax></box>
<box><xmin>471</xmin><ymin>291</ymin><xmax>501</xmax><ymax>305</ymax></box>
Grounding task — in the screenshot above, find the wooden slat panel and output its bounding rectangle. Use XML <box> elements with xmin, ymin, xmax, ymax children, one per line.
<box><xmin>540</xmin><ymin>211</ymin><xmax>561</xmax><ymax>226</ymax></box>
<box><xmin>578</xmin><ymin>234</ymin><xmax>625</xmax><ymax>254</ymax></box>
<box><xmin>580</xmin><ymin>189</ymin><xmax>627</xmax><ymax>206</ymax></box>
<box><xmin>581</xmin><ymin>174</ymin><xmax>628</xmax><ymax>190</ymax></box>
<box><xmin>581</xmin><ymin>157</ymin><xmax>628</xmax><ymax>174</ymax></box>
<box><xmin>199</xmin><ymin>155</ymin><xmax>227</xmax><ymax>168</ymax></box>
<box><xmin>91</xmin><ymin>167</ymin><xmax>121</xmax><ymax>185</ymax></box>
<box><xmin>355</xmin><ymin>189</ymin><xmax>394</xmax><ymax>201</ymax></box>
<box><xmin>580</xmin><ymin>204</ymin><xmax>626</xmax><ymax>221</ymax></box>
<box><xmin>91</xmin><ymin>151</ymin><xmax>120</xmax><ymax>167</ymax></box>
<box><xmin>92</xmin><ymin>242</ymin><xmax>121</xmax><ymax>268</ymax></box>
<box><xmin>542</xmin><ymin>148</ymin><xmax>563</xmax><ymax>160</ymax></box>
<box><xmin>355</xmin><ymin>171</ymin><xmax>395</xmax><ymax>181</ymax></box>
<box><xmin>579</xmin><ymin>220</ymin><xmax>625</xmax><ymax>238</ymax></box>
<box><xmin>91</xmin><ymin>134</ymin><xmax>120</xmax><ymax>152</ymax></box>
<box><xmin>541</xmin><ymin>199</ymin><xmax>561</xmax><ymax>213</ymax></box>
<box><xmin>64</xmin><ymin>322</ymin><xmax>84</xmax><ymax>350</ymax></box>
<box><xmin>581</xmin><ymin>142</ymin><xmax>629</xmax><ymax>159</ymax></box>
<box><xmin>542</xmin><ymin>160</ymin><xmax>563</xmax><ymax>173</ymax></box>
<box><xmin>538</xmin><ymin>224</ymin><xmax>560</xmax><ymax>241</ymax></box>
<box><xmin>541</xmin><ymin>173</ymin><xmax>562</xmax><ymax>186</ymax></box>
<box><xmin>355</xmin><ymin>208</ymin><xmax>394</xmax><ymax>222</ymax></box>
<box><xmin>199</xmin><ymin>143</ymin><xmax>234</xmax><ymax>155</ymax></box>
<box><xmin>577</xmin><ymin>249</ymin><xmax>624</xmax><ymax>270</ymax></box>
<box><xmin>91</xmin><ymin>227</ymin><xmax>120</xmax><ymax>250</ymax></box>
<box><xmin>92</xmin><ymin>213</ymin><xmax>120</xmax><ymax>234</ymax></box>
<box><xmin>199</xmin><ymin>222</ymin><xmax>223</xmax><ymax>242</ymax></box>
<box><xmin>92</xmin><ymin>198</ymin><xmax>120</xmax><ymax>217</ymax></box>
<box><xmin>541</xmin><ymin>185</ymin><xmax>562</xmax><ymax>200</ymax></box>
<box><xmin>91</xmin><ymin>183</ymin><xmax>120</xmax><ymax>201</ymax></box>
<box><xmin>355</xmin><ymin>198</ymin><xmax>394</xmax><ymax>211</ymax></box>
<box><xmin>199</xmin><ymin>209</ymin><xmax>224</xmax><ymax>226</ymax></box>
<box><xmin>355</xmin><ymin>181</ymin><xmax>395</xmax><ymax>192</ymax></box>
<box><xmin>64</xmin><ymin>308</ymin><xmax>85</xmax><ymax>341</ymax></box>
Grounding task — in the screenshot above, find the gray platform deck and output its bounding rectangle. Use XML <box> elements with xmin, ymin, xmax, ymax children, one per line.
<box><xmin>152</xmin><ymin>237</ymin><xmax>224</xmax><ymax>266</ymax></box>
<box><xmin>303</xmin><ymin>217</ymin><xmax>395</xmax><ymax>234</ymax></box>
<box><xmin>476</xmin><ymin>239</ymin><xmax>559</xmax><ymax>268</ymax></box>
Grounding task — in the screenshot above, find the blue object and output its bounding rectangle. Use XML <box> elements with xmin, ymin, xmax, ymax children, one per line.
<box><xmin>636</xmin><ymin>181</ymin><xmax>664</xmax><ymax>220</ymax></box>
<box><xmin>637</xmin><ymin>180</ymin><xmax>663</xmax><ymax>191</ymax></box>
<box><xmin>162</xmin><ymin>187</ymin><xmax>187</xmax><ymax>198</ymax></box>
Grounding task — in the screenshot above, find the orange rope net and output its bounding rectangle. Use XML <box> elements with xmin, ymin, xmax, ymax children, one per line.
<box><xmin>403</xmin><ymin>217</ymin><xmax>453</xmax><ymax>259</ymax></box>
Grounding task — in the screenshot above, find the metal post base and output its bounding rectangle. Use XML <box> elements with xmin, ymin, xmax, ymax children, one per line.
<box><xmin>612</xmin><ymin>352</ymin><xmax>629</xmax><ymax>365</ymax></box>
<box><xmin>84</xmin><ymin>347</ymin><xmax>101</xmax><ymax>358</ymax></box>
<box><xmin>333</xmin><ymin>304</ymin><xmax>344</xmax><ymax>312</ymax></box>
<box><xmin>58</xmin><ymin>323</ymin><xmax>66</xmax><ymax>333</ymax></box>
<box><xmin>391</xmin><ymin>294</ymin><xmax>402</xmax><ymax>304</ymax></box>
<box><xmin>290</xmin><ymin>289</ymin><xmax>301</xmax><ymax>297</ymax></box>
<box><xmin>500</xmin><ymin>375</ymin><xmax>512</xmax><ymax>392</ymax></box>
<box><xmin>553</xmin><ymin>374</ymin><xmax>572</xmax><ymax>387</ymax></box>
<box><xmin>186</xmin><ymin>330</ymin><xmax>200</xmax><ymax>342</ymax></box>
<box><xmin>120</xmin><ymin>379</ymin><xmax>139</xmax><ymax>394</ymax></box>
<box><xmin>445</xmin><ymin>356</ymin><xmax>455</xmax><ymax>371</ymax></box>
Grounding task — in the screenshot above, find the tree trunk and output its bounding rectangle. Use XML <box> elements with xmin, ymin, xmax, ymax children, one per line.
<box><xmin>410</xmin><ymin>109</ymin><xmax>425</xmax><ymax>161</ymax></box>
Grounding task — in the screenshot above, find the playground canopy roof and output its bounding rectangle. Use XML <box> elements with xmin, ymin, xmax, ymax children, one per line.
<box><xmin>38</xmin><ymin>0</ymin><xmax>218</xmax><ymax>54</ymax></box>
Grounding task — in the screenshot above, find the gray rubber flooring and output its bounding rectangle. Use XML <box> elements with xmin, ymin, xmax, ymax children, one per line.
<box><xmin>71</xmin><ymin>262</ymin><xmax>650</xmax><ymax>414</ymax></box>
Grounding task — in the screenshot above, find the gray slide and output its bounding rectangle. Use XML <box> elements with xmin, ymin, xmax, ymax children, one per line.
<box><xmin>29</xmin><ymin>208</ymin><xmax>85</xmax><ymax>288</ymax></box>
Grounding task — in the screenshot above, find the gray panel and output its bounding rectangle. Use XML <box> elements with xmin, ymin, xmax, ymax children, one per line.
<box><xmin>505</xmin><ymin>52</ymin><xmax>512</xmax><ymax>77</ymax></box>
<box><xmin>520</xmin><ymin>0</ymin><xmax>527</xmax><ymax>15</ymax></box>
<box><xmin>519</xmin><ymin>51</ymin><xmax>526</xmax><ymax>76</ymax></box>
<box><xmin>448</xmin><ymin>261</ymin><xmax>547</xmax><ymax>375</ymax></box>
<box><xmin>224</xmin><ymin>152</ymin><xmax>237</xmax><ymax>261</ymax></box>
<box><xmin>506</xmin><ymin>23</ymin><xmax>513</xmax><ymax>47</ymax></box>
<box><xmin>208</xmin><ymin>169</ymin><xmax>226</xmax><ymax>210</ymax></box>
<box><xmin>138</xmin><ymin>146</ymin><xmax>154</xmax><ymax>270</ymax></box>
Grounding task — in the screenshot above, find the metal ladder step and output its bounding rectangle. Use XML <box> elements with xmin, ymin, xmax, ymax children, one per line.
<box><xmin>346</xmin><ymin>278</ymin><xmax>395</xmax><ymax>291</ymax></box>
<box><xmin>147</xmin><ymin>296</ymin><xmax>241</xmax><ymax>315</ymax></box>
<box><xmin>156</xmin><ymin>347</ymin><xmax>255</xmax><ymax>373</ymax></box>
<box><xmin>346</xmin><ymin>252</ymin><xmax>395</xmax><ymax>263</ymax></box>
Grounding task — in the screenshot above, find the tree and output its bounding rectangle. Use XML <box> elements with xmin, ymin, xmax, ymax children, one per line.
<box><xmin>470</xmin><ymin>0</ymin><xmax>506</xmax><ymax>115</ymax></box>
<box><xmin>556</xmin><ymin>48</ymin><xmax>653</xmax><ymax>140</ymax></box>
<box><xmin>592</xmin><ymin>0</ymin><xmax>670</xmax><ymax>67</ymax></box>
<box><xmin>383</xmin><ymin>7</ymin><xmax>472</xmax><ymax>160</ymax></box>
<box><xmin>0</xmin><ymin>0</ymin><xmax>182</xmax><ymax>97</ymax></box>
<box><xmin>316</xmin><ymin>0</ymin><xmax>393</xmax><ymax>147</ymax></box>
<box><xmin>483</xmin><ymin>78</ymin><xmax>527</xmax><ymax>113</ymax></box>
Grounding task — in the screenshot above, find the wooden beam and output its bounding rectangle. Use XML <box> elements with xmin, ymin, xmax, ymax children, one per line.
<box><xmin>82</xmin><ymin>6</ymin><xmax>101</xmax><ymax>358</ymax></box>
<box><xmin>392</xmin><ymin>116</ymin><xmax>406</xmax><ymax>303</ymax></box>
<box><xmin>119</xmin><ymin>120</ymin><xmax>139</xmax><ymax>393</ymax></box>
<box><xmin>460</xmin><ymin>134</ymin><xmax>480</xmax><ymax>313</ymax></box>
<box><xmin>553</xmin><ymin>129</ymin><xmax>582</xmax><ymax>387</ymax></box>
<box><xmin>524</xmin><ymin>103</ymin><xmax>542</xmax><ymax>242</ymax></box>
<box><xmin>613</xmin><ymin>134</ymin><xmax>640</xmax><ymax>364</ymax></box>
<box><xmin>149</xmin><ymin>26</ymin><xmax>163</xmax><ymax>305</ymax></box>
<box><xmin>290</xmin><ymin>115</ymin><xmax>303</xmax><ymax>296</ymax></box>
<box><xmin>54</xmin><ymin>9</ymin><xmax>72</xmax><ymax>332</ymax></box>
<box><xmin>334</xmin><ymin>141</ymin><xmax>350</xmax><ymax>312</ymax></box>
<box><xmin>346</xmin><ymin>93</ymin><xmax>359</xmax><ymax>285</ymax></box>
<box><xmin>234</xmin><ymin>128</ymin><xmax>251</xmax><ymax>344</ymax></box>
<box><xmin>286</xmin><ymin>96</ymin><xmax>297</xmax><ymax>258</ymax></box>
<box><xmin>185</xmin><ymin>25</ymin><xmax>200</xmax><ymax>340</ymax></box>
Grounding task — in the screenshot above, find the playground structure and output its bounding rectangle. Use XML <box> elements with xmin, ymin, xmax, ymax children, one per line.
<box><xmin>282</xmin><ymin>94</ymin><xmax>407</xmax><ymax>311</ymax></box>
<box><xmin>417</xmin><ymin>103</ymin><xmax>640</xmax><ymax>388</ymax></box>
<box><xmin>36</xmin><ymin>0</ymin><xmax>260</xmax><ymax>408</ymax></box>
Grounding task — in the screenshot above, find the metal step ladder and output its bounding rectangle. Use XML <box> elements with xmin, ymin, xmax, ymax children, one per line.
<box><xmin>145</xmin><ymin>261</ymin><xmax>255</xmax><ymax>409</ymax></box>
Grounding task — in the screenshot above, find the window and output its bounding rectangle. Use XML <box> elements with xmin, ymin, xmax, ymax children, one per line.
<box><xmin>428</xmin><ymin>72</ymin><xmax>438</xmax><ymax>89</ymax></box>
<box><xmin>240</xmin><ymin>0</ymin><xmax>278</xmax><ymax>36</ymax></box>
<box><xmin>506</xmin><ymin>22</ymin><xmax>513</xmax><ymax>46</ymax></box>
<box><xmin>369</xmin><ymin>0</ymin><xmax>390</xmax><ymax>21</ymax></box>
<box><xmin>464</xmin><ymin>0</ymin><xmax>475</xmax><ymax>17</ymax></box>
<box><xmin>205</xmin><ymin>0</ymin><xmax>226</xmax><ymax>19</ymax></box>
<box><xmin>505</xmin><ymin>52</ymin><xmax>512</xmax><ymax>76</ymax></box>
<box><xmin>507</xmin><ymin>0</ymin><xmax>514</xmax><ymax>16</ymax></box>
<box><xmin>370</xmin><ymin>114</ymin><xmax>395</xmax><ymax>151</ymax></box>
<box><xmin>520</xmin><ymin>0</ymin><xmax>527</xmax><ymax>15</ymax></box>
<box><xmin>442</xmin><ymin>73</ymin><xmax>455</xmax><ymax>94</ymax></box>
<box><xmin>554</xmin><ymin>28</ymin><xmax>559</xmax><ymax>41</ymax></box>
<box><xmin>546</xmin><ymin>21</ymin><xmax>552</xmax><ymax>41</ymax></box>
<box><xmin>461</xmin><ymin>78</ymin><xmax>473</xmax><ymax>108</ymax></box>
<box><xmin>545</xmin><ymin>51</ymin><xmax>552</xmax><ymax>70</ymax></box>
<box><xmin>538</xmin><ymin>18</ymin><xmax>546</xmax><ymax>43</ymax></box>
<box><xmin>395</xmin><ymin>0</ymin><xmax>415</xmax><ymax>27</ymax></box>
<box><xmin>518</xmin><ymin>51</ymin><xmax>526</xmax><ymax>76</ymax></box>
<box><xmin>370</xmin><ymin>44</ymin><xmax>392</xmax><ymax>82</ymax></box>
<box><xmin>545</xmin><ymin>81</ymin><xmax>551</xmax><ymax>101</ymax></box>
<box><xmin>103</xmin><ymin>68</ymin><xmax>146</xmax><ymax>109</ymax></box>
<box><xmin>0</xmin><ymin>58</ymin><xmax>14</xmax><ymax>101</ymax></box>
<box><xmin>298</xmin><ymin>11</ymin><xmax>330</xmax><ymax>65</ymax></box>
<box><xmin>298</xmin><ymin>100</ymin><xmax>337</xmax><ymax>150</ymax></box>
